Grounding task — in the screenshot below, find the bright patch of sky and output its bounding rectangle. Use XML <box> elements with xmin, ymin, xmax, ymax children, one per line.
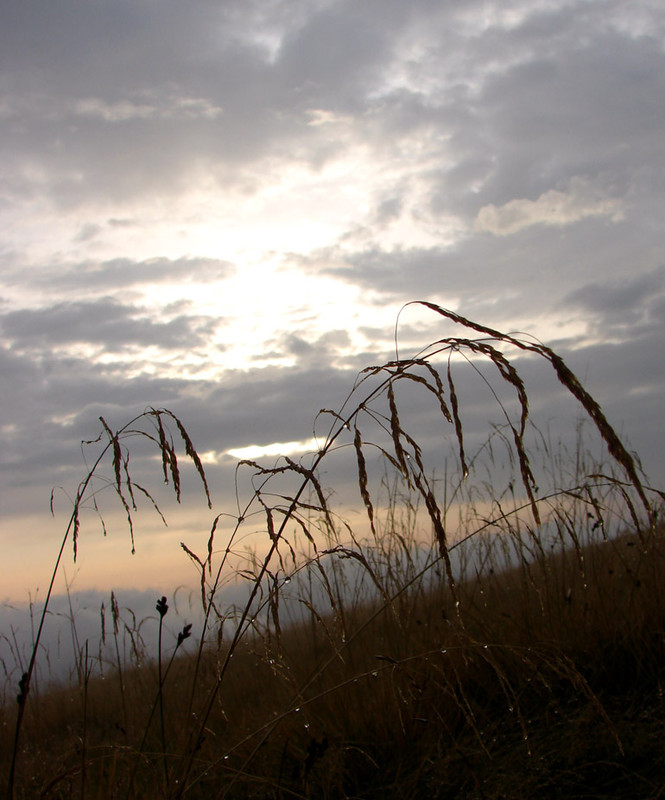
<box><xmin>223</xmin><ymin>437</ymin><xmax>320</xmax><ymax>461</ymax></box>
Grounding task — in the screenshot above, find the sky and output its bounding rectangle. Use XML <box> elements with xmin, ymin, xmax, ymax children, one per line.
<box><xmin>1</xmin><ymin>0</ymin><xmax>665</xmax><ymax>617</ymax></box>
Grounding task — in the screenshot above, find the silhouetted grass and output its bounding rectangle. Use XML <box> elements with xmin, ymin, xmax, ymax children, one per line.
<box><xmin>2</xmin><ymin>303</ymin><xmax>664</xmax><ymax>799</ymax></box>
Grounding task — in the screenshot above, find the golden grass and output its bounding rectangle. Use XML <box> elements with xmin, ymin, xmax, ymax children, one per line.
<box><xmin>2</xmin><ymin>303</ymin><xmax>664</xmax><ymax>799</ymax></box>
<box><xmin>4</xmin><ymin>522</ymin><xmax>664</xmax><ymax>799</ymax></box>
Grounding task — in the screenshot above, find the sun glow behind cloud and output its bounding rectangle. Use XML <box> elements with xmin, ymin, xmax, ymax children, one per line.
<box><xmin>220</xmin><ymin>437</ymin><xmax>320</xmax><ymax>462</ymax></box>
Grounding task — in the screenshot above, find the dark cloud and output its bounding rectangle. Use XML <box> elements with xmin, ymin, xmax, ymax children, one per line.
<box><xmin>1</xmin><ymin>297</ymin><xmax>219</xmax><ymax>350</ymax></box>
<box><xmin>0</xmin><ymin>7</ymin><xmax>593</xmax><ymax>198</ymax></box>
<box><xmin>3</xmin><ymin>314</ymin><xmax>662</xmax><ymax>500</ymax></box>
<box><xmin>561</xmin><ymin>265</ymin><xmax>665</xmax><ymax>340</ymax></box>
<box><xmin>469</xmin><ymin>31</ymin><xmax>665</xmax><ymax>208</ymax></box>
<box><xmin>306</xmin><ymin>208</ymin><xmax>661</xmax><ymax>322</ymax></box>
<box><xmin>563</xmin><ymin>266</ymin><xmax>665</xmax><ymax>318</ymax></box>
<box><xmin>42</xmin><ymin>256</ymin><xmax>234</xmax><ymax>293</ymax></box>
<box><xmin>0</xmin><ymin>0</ymin><xmax>661</xmax><ymax>227</ymax></box>
<box><xmin>270</xmin><ymin>328</ymin><xmax>353</xmax><ymax>369</ymax></box>
<box><xmin>0</xmin><ymin>338</ymin><xmax>354</xmax><ymax>495</ymax></box>
<box><xmin>0</xmin><ymin>343</ymin><xmax>193</xmax><ymax>491</ymax></box>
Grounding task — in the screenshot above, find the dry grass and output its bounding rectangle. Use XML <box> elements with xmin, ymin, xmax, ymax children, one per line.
<box><xmin>2</xmin><ymin>303</ymin><xmax>664</xmax><ymax>799</ymax></box>
<box><xmin>5</xmin><ymin>522</ymin><xmax>664</xmax><ymax>799</ymax></box>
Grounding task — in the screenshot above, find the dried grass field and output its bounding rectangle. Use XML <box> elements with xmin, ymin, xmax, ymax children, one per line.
<box><xmin>2</xmin><ymin>304</ymin><xmax>664</xmax><ymax>799</ymax></box>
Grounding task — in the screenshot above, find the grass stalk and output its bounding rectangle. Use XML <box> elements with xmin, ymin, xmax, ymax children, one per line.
<box><xmin>3</xmin><ymin>305</ymin><xmax>662</xmax><ymax>799</ymax></box>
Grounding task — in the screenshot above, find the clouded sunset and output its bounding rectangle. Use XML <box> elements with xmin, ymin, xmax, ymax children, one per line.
<box><xmin>2</xmin><ymin>2</ymin><xmax>665</xmax><ymax>796</ymax></box>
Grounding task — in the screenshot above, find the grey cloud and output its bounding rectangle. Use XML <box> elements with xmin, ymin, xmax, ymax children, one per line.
<box><xmin>107</xmin><ymin>218</ymin><xmax>137</xmax><ymax>228</ymax></box>
<box><xmin>0</xmin><ymin>344</ymin><xmax>203</xmax><ymax>503</ymax></box>
<box><xmin>1</xmin><ymin>3</ymin><xmax>279</xmax><ymax>203</ymax></box>
<box><xmin>2</xmin><ymin>313</ymin><xmax>663</xmax><ymax>530</ymax></box>
<box><xmin>1</xmin><ymin>297</ymin><xmax>219</xmax><ymax>350</ymax></box>
<box><xmin>270</xmin><ymin>328</ymin><xmax>353</xmax><ymax>368</ymax></box>
<box><xmin>2</xmin><ymin>0</ymin><xmax>663</xmax><ymax>214</ymax></box>
<box><xmin>564</xmin><ymin>267</ymin><xmax>665</xmax><ymax>315</ymax></box>
<box><xmin>274</xmin><ymin>1</ymin><xmax>399</xmax><ymax>106</ymax></box>
<box><xmin>465</xmin><ymin>31</ymin><xmax>665</xmax><ymax>208</ymax></box>
<box><xmin>410</xmin><ymin>11</ymin><xmax>665</xmax><ymax>223</ymax></box>
<box><xmin>309</xmin><ymin>199</ymin><xmax>664</xmax><ymax>342</ymax></box>
<box><xmin>374</xmin><ymin>197</ymin><xmax>403</xmax><ymax>225</ymax></box>
<box><xmin>75</xmin><ymin>223</ymin><xmax>103</xmax><ymax>243</ymax></box>
<box><xmin>145</xmin><ymin>324</ymin><xmax>665</xmax><ymax>487</ymax></box>
<box><xmin>562</xmin><ymin>265</ymin><xmax>665</xmax><ymax>337</ymax></box>
<box><xmin>0</xmin><ymin>348</ymin><xmax>358</xmax><ymax>507</ymax></box>
<box><xmin>45</xmin><ymin>256</ymin><xmax>235</xmax><ymax>293</ymax></box>
<box><xmin>287</xmin><ymin>6</ymin><xmax>665</xmax><ymax>327</ymax></box>
<box><xmin>0</xmin><ymin>2</ymin><xmax>222</xmax><ymax>93</ymax></box>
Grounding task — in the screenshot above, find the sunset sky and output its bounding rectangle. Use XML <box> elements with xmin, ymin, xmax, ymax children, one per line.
<box><xmin>1</xmin><ymin>0</ymin><xmax>665</xmax><ymax>612</ymax></box>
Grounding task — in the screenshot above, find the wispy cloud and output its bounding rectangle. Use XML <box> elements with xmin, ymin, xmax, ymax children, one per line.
<box><xmin>475</xmin><ymin>178</ymin><xmax>624</xmax><ymax>236</ymax></box>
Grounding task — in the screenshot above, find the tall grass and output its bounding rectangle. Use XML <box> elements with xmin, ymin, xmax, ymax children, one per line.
<box><xmin>2</xmin><ymin>302</ymin><xmax>663</xmax><ymax>799</ymax></box>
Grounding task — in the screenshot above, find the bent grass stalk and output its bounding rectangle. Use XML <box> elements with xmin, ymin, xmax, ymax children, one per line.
<box><xmin>6</xmin><ymin>408</ymin><xmax>211</xmax><ymax>800</ymax></box>
<box><xmin>173</xmin><ymin>304</ymin><xmax>655</xmax><ymax>797</ymax></box>
<box><xmin>4</xmin><ymin>304</ymin><xmax>661</xmax><ymax>799</ymax></box>
<box><xmin>199</xmin><ymin>478</ymin><xmax>633</xmax><ymax>795</ymax></box>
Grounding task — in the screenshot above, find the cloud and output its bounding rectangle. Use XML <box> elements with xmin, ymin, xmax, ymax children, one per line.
<box><xmin>0</xmin><ymin>297</ymin><xmax>220</xmax><ymax>351</ymax></box>
<box><xmin>268</xmin><ymin>328</ymin><xmax>354</xmax><ymax>369</ymax></box>
<box><xmin>306</xmin><ymin>202</ymin><xmax>656</xmax><ymax>321</ymax></box>
<box><xmin>1</xmin><ymin>0</ymin><xmax>665</xmax><ymax>604</ymax></box>
<box><xmin>561</xmin><ymin>265</ymin><xmax>665</xmax><ymax>340</ymax></box>
<box><xmin>475</xmin><ymin>178</ymin><xmax>624</xmax><ymax>236</ymax></box>
<box><xmin>0</xmin><ymin>339</ymin><xmax>357</xmax><ymax>496</ymax></box>
<box><xmin>45</xmin><ymin>256</ymin><xmax>235</xmax><ymax>293</ymax></box>
<box><xmin>1</xmin><ymin>0</ymin><xmax>663</xmax><ymax>233</ymax></box>
<box><xmin>72</xmin><ymin>94</ymin><xmax>223</xmax><ymax>123</ymax></box>
<box><xmin>465</xmin><ymin>22</ymin><xmax>665</xmax><ymax>206</ymax></box>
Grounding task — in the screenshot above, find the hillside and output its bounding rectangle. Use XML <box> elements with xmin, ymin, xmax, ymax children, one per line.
<box><xmin>2</xmin><ymin>518</ymin><xmax>665</xmax><ymax>799</ymax></box>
